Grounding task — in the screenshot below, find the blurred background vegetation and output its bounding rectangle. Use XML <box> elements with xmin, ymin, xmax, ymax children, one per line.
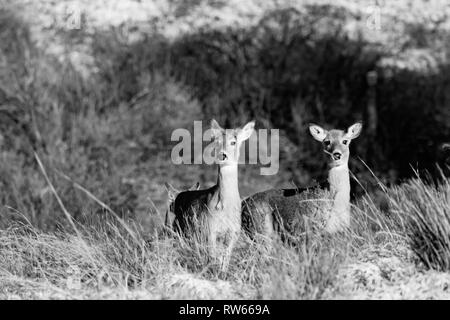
<box><xmin>0</xmin><ymin>0</ymin><xmax>449</xmax><ymax>231</ymax></box>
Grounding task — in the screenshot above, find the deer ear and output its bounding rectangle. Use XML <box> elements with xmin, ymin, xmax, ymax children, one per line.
<box><xmin>164</xmin><ymin>182</ymin><xmax>179</xmax><ymax>202</ymax></box>
<box><xmin>237</xmin><ymin>120</ymin><xmax>255</xmax><ymax>142</ymax></box>
<box><xmin>211</xmin><ymin>119</ymin><xmax>224</xmax><ymax>139</ymax></box>
<box><xmin>346</xmin><ymin>122</ymin><xmax>363</xmax><ymax>140</ymax></box>
<box><xmin>309</xmin><ymin>124</ymin><xmax>327</xmax><ymax>141</ymax></box>
<box><xmin>189</xmin><ymin>182</ymin><xmax>200</xmax><ymax>191</ymax></box>
<box><xmin>442</xmin><ymin>143</ymin><xmax>450</xmax><ymax>151</ymax></box>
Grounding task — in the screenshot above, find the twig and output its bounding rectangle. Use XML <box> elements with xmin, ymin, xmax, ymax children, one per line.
<box><xmin>34</xmin><ymin>152</ymin><xmax>79</xmax><ymax>235</ymax></box>
<box><xmin>34</xmin><ymin>152</ymin><xmax>97</xmax><ymax>264</ymax></box>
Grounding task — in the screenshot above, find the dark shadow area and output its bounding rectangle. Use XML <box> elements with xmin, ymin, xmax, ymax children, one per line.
<box><xmin>97</xmin><ymin>5</ymin><xmax>449</xmax><ymax>182</ymax></box>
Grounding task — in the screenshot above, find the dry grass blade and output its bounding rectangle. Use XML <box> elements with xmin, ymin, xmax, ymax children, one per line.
<box><xmin>33</xmin><ymin>152</ymin><xmax>97</xmax><ymax>264</ymax></box>
<box><xmin>55</xmin><ymin>169</ymin><xmax>142</xmax><ymax>246</ymax></box>
<box><xmin>34</xmin><ymin>152</ymin><xmax>79</xmax><ymax>236</ymax></box>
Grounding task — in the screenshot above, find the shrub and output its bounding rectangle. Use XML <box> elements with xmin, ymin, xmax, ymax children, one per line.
<box><xmin>389</xmin><ymin>175</ymin><xmax>450</xmax><ymax>271</ymax></box>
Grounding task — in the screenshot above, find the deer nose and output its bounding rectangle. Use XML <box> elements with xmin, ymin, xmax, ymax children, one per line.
<box><xmin>218</xmin><ymin>152</ymin><xmax>228</xmax><ymax>161</ymax></box>
<box><xmin>332</xmin><ymin>152</ymin><xmax>342</xmax><ymax>160</ymax></box>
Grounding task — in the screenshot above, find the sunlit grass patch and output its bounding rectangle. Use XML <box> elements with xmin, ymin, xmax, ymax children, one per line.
<box><xmin>389</xmin><ymin>175</ymin><xmax>450</xmax><ymax>271</ymax></box>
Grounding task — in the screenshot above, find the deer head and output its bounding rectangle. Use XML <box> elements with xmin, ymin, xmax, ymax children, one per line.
<box><xmin>210</xmin><ymin>119</ymin><xmax>255</xmax><ymax>166</ymax></box>
<box><xmin>309</xmin><ymin>122</ymin><xmax>363</xmax><ymax>168</ymax></box>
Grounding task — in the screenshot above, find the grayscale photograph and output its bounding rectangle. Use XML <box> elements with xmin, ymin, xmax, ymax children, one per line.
<box><xmin>0</xmin><ymin>0</ymin><xmax>449</xmax><ymax>303</ymax></box>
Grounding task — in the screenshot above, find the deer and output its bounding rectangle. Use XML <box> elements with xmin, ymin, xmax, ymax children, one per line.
<box><xmin>170</xmin><ymin>119</ymin><xmax>255</xmax><ymax>270</ymax></box>
<box><xmin>242</xmin><ymin>122</ymin><xmax>363</xmax><ymax>240</ymax></box>
<box><xmin>164</xmin><ymin>182</ymin><xmax>200</xmax><ymax>229</ymax></box>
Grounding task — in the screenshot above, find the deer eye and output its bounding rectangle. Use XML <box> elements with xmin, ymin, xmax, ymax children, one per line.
<box><xmin>230</xmin><ymin>141</ymin><xmax>236</xmax><ymax>146</ymax></box>
<box><xmin>324</xmin><ymin>140</ymin><xmax>331</xmax><ymax>146</ymax></box>
<box><xmin>342</xmin><ymin>140</ymin><xmax>348</xmax><ymax>145</ymax></box>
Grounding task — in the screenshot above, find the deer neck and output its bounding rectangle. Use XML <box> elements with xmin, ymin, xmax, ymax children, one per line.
<box><xmin>328</xmin><ymin>164</ymin><xmax>351</xmax><ymax>222</ymax></box>
<box><xmin>215</xmin><ymin>164</ymin><xmax>240</xmax><ymax>210</ymax></box>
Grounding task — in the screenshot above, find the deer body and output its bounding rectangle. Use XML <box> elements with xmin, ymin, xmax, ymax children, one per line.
<box><xmin>170</xmin><ymin>119</ymin><xmax>255</xmax><ymax>269</ymax></box>
<box><xmin>242</xmin><ymin>122</ymin><xmax>362</xmax><ymax>239</ymax></box>
<box><xmin>172</xmin><ymin>167</ymin><xmax>241</xmax><ymax>242</ymax></box>
<box><xmin>164</xmin><ymin>182</ymin><xmax>200</xmax><ymax>228</ymax></box>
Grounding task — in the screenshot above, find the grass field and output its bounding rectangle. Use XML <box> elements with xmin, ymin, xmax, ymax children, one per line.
<box><xmin>0</xmin><ymin>175</ymin><xmax>449</xmax><ymax>299</ymax></box>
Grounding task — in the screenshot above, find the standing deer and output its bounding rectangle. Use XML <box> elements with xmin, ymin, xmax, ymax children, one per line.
<box><xmin>171</xmin><ymin>119</ymin><xmax>255</xmax><ymax>270</ymax></box>
<box><xmin>242</xmin><ymin>122</ymin><xmax>363</xmax><ymax>239</ymax></box>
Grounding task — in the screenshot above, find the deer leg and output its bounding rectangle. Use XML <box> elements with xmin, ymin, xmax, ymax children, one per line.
<box><xmin>208</xmin><ymin>228</ymin><xmax>218</xmax><ymax>261</ymax></box>
<box><xmin>220</xmin><ymin>231</ymin><xmax>238</xmax><ymax>272</ymax></box>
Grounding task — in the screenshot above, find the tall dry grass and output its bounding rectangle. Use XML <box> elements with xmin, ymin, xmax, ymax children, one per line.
<box><xmin>0</xmin><ymin>170</ymin><xmax>449</xmax><ymax>299</ymax></box>
<box><xmin>388</xmin><ymin>173</ymin><xmax>450</xmax><ymax>271</ymax></box>
<box><xmin>0</xmin><ymin>2</ymin><xmax>449</xmax><ymax>299</ymax></box>
<box><xmin>4</xmin><ymin>171</ymin><xmax>443</xmax><ymax>299</ymax></box>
